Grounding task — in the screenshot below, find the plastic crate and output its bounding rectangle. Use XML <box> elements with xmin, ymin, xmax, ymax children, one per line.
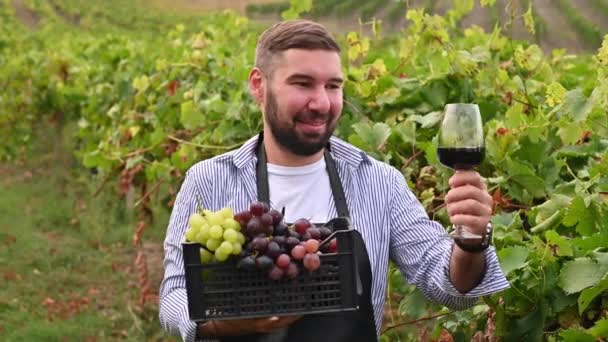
<box><xmin>182</xmin><ymin>217</ymin><xmax>360</xmax><ymax>321</ymax></box>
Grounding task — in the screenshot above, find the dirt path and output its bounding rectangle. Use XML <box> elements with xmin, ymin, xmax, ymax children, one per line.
<box><xmin>569</xmin><ymin>0</ymin><xmax>608</xmax><ymax>32</ymax></box>
<box><xmin>11</xmin><ymin>0</ymin><xmax>39</xmax><ymax>29</ymax></box>
<box><xmin>533</xmin><ymin>0</ymin><xmax>587</xmax><ymax>54</ymax></box>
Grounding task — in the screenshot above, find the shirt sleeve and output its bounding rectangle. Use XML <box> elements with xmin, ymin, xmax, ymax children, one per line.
<box><xmin>387</xmin><ymin>168</ymin><xmax>510</xmax><ymax>309</ymax></box>
<box><xmin>159</xmin><ymin>167</ymin><xmax>210</xmax><ymax>342</ymax></box>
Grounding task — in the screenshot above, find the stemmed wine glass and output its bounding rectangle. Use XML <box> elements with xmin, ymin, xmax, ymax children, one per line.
<box><xmin>436</xmin><ymin>103</ymin><xmax>486</xmax><ymax>242</ymax></box>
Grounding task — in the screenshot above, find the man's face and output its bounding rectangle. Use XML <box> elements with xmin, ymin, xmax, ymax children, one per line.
<box><xmin>262</xmin><ymin>49</ymin><xmax>344</xmax><ymax>156</ymax></box>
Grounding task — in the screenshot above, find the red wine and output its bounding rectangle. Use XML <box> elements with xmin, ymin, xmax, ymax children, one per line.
<box><xmin>437</xmin><ymin>147</ymin><xmax>485</xmax><ymax>170</ymax></box>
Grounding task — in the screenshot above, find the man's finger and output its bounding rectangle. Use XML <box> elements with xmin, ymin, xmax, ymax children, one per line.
<box><xmin>445</xmin><ymin>185</ymin><xmax>493</xmax><ymax>205</ymax></box>
<box><xmin>446</xmin><ymin>199</ymin><xmax>492</xmax><ymax>218</ymax></box>
<box><xmin>449</xmin><ymin>171</ymin><xmax>485</xmax><ymax>189</ymax></box>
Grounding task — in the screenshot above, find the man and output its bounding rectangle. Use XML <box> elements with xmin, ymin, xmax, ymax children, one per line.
<box><xmin>159</xmin><ymin>19</ymin><xmax>509</xmax><ymax>342</ymax></box>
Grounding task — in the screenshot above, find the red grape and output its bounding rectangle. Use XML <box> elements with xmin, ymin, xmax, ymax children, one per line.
<box><xmin>234</xmin><ymin>210</ymin><xmax>252</xmax><ymax>225</ymax></box>
<box><xmin>290</xmin><ymin>245</ymin><xmax>306</xmax><ymax>260</ymax></box>
<box><xmin>250</xmin><ymin>201</ymin><xmax>266</xmax><ymax>216</ymax></box>
<box><xmin>276</xmin><ymin>254</ymin><xmax>291</xmax><ymax>269</ymax></box>
<box><xmin>328</xmin><ymin>238</ymin><xmax>338</xmax><ymax>253</ymax></box>
<box><xmin>304</xmin><ymin>239</ymin><xmax>319</xmax><ymax>253</ymax></box>
<box><xmin>285</xmin><ymin>262</ymin><xmax>299</xmax><ymax>279</ymax></box>
<box><xmin>268</xmin><ymin>265</ymin><xmax>284</xmax><ymax>280</ymax></box>
<box><xmin>272</xmin><ymin>236</ymin><xmax>286</xmax><ymax>246</ymax></box>
<box><xmin>293</xmin><ymin>218</ymin><xmax>311</xmax><ymax>234</ymax></box>
<box><xmin>303</xmin><ymin>253</ymin><xmax>321</xmax><ymax>271</ymax></box>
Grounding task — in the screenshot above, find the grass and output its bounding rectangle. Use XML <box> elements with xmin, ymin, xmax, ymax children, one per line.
<box><xmin>0</xmin><ymin>125</ymin><xmax>172</xmax><ymax>341</ymax></box>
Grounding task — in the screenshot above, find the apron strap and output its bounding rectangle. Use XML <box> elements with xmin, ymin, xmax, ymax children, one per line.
<box><xmin>255</xmin><ymin>133</ymin><xmax>350</xmax><ymax>219</ymax></box>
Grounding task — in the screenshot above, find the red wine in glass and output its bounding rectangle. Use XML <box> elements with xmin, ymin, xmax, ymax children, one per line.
<box><xmin>437</xmin><ymin>103</ymin><xmax>486</xmax><ymax>241</ymax></box>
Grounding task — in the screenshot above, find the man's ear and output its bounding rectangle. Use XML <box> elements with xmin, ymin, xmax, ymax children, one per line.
<box><xmin>248</xmin><ymin>67</ymin><xmax>264</xmax><ymax>104</ymax></box>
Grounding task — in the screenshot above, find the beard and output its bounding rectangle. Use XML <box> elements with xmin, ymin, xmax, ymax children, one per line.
<box><xmin>264</xmin><ymin>89</ymin><xmax>337</xmax><ymax>156</ymax></box>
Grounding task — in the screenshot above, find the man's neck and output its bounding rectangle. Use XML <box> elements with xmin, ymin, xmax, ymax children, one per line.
<box><xmin>263</xmin><ymin>130</ymin><xmax>324</xmax><ymax>167</ymax></box>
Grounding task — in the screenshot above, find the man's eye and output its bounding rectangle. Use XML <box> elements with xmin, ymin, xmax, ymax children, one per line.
<box><xmin>294</xmin><ymin>82</ymin><xmax>310</xmax><ymax>87</ymax></box>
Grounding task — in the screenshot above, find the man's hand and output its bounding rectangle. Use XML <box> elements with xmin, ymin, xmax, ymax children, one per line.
<box><xmin>199</xmin><ymin>315</ymin><xmax>302</xmax><ymax>337</ymax></box>
<box><xmin>444</xmin><ymin>170</ymin><xmax>493</xmax><ymax>235</ymax></box>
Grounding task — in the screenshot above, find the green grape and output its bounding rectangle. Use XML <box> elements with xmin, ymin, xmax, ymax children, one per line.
<box><xmin>188</xmin><ymin>213</ymin><xmax>205</xmax><ymax>230</ymax></box>
<box><xmin>202</xmin><ymin>209</ymin><xmax>212</xmax><ymax>217</ymax></box>
<box><xmin>206</xmin><ymin>238</ymin><xmax>221</xmax><ymax>251</ymax></box>
<box><xmin>223</xmin><ymin>229</ymin><xmax>238</xmax><ymax>243</ymax></box>
<box><xmin>236</xmin><ymin>232</ymin><xmax>246</xmax><ymax>244</ymax></box>
<box><xmin>200</xmin><ymin>248</ymin><xmax>213</xmax><ymax>264</ymax></box>
<box><xmin>231</xmin><ymin>242</ymin><xmax>242</xmax><ymax>255</ymax></box>
<box><xmin>218</xmin><ymin>207</ymin><xmax>234</xmax><ymax>219</ymax></box>
<box><xmin>223</xmin><ymin>218</ymin><xmax>241</xmax><ymax>231</ymax></box>
<box><xmin>199</xmin><ymin>225</ymin><xmax>210</xmax><ymax>241</ymax></box>
<box><xmin>195</xmin><ymin>230</ymin><xmax>208</xmax><ymax>244</ymax></box>
<box><xmin>219</xmin><ymin>241</ymin><xmax>233</xmax><ymax>255</ymax></box>
<box><xmin>209</xmin><ymin>225</ymin><xmax>223</xmax><ymax>239</ymax></box>
<box><xmin>185</xmin><ymin>227</ymin><xmax>199</xmax><ymax>242</ymax></box>
<box><xmin>206</xmin><ymin>212</ymin><xmax>224</xmax><ymax>226</ymax></box>
<box><xmin>215</xmin><ymin>249</ymin><xmax>229</xmax><ymax>262</ymax></box>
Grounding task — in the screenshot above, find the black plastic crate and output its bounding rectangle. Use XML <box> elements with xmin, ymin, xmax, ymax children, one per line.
<box><xmin>182</xmin><ymin>218</ymin><xmax>360</xmax><ymax>321</ymax></box>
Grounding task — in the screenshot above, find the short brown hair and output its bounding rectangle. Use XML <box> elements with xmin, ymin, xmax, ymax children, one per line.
<box><xmin>254</xmin><ymin>20</ymin><xmax>341</xmax><ymax>74</ymax></box>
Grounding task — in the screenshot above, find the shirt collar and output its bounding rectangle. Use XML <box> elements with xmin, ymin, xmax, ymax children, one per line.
<box><xmin>231</xmin><ymin>133</ymin><xmax>370</xmax><ymax>170</ymax></box>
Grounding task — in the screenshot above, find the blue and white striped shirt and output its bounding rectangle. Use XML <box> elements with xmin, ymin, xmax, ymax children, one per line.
<box><xmin>159</xmin><ymin>135</ymin><xmax>510</xmax><ymax>341</ymax></box>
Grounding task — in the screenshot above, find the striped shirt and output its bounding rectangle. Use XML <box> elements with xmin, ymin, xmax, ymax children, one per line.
<box><xmin>159</xmin><ymin>135</ymin><xmax>510</xmax><ymax>341</ymax></box>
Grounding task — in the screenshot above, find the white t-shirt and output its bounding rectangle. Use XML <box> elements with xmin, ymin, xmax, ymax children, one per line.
<box><xmin>267</xmin><ymin>157</ymin><xmax>331</xmax><ymax>224</ymax></box>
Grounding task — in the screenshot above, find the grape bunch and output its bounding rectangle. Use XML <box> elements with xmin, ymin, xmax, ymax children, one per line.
<box><xmin>233</xmin><ymin>201</ymin><xmax>338</xmax><ymax>281</ymax></box>
<box><xmin>184</xmin><ymin>207</ymin><xmax>246</xmax><ymax>264</ymax></box>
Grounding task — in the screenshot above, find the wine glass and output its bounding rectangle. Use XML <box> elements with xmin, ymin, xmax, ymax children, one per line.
<box><xmin>436</xmin><ymin>103</ymin><xmax>486</xmax><ymax>242</ymax></box>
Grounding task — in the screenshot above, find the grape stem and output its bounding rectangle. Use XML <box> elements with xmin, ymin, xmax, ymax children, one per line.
<box><xmin>381</xmin><ymin>310</ymin><xmax>455</xmax><ymax>334</ymax></box>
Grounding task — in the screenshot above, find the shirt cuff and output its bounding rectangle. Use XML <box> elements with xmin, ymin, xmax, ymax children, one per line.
<box><xmin>438</xmin><ymin>245</ymin><xmax>510</xmax><ymax>298</ymax></box>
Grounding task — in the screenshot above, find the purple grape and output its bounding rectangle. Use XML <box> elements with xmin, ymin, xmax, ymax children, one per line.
<box><xmin>269</xmin><ymin>209</ymin><xmax>283</xmax><ymax>225</ymax></box>
<box><xmin>256</xmin><ymin>255</ymin><xmax>274</xmax><ymax>270</ymax></box>
<box><xmin>237</xmin><ymin>256</ymin><xmax>256</xmax><ymax>270</ymax></box>
<box><xmin>301</xmin><ymin>232</ymin><xmax>311</xmax><ymax>241</ymax></box>
<box><xmin>274</xmin><ymin>222</ymin><xmax>289</xmax><ymax>236</ymax></box>
<box><xmin>260</xmin><ymin>213</ymin><xmax>273</xmax><ymax>227</ymax></box>
<box><xmin>286</xmin><ymin>237</ymin><xmax>300</xmax><ymax>250</ymax></box>
<box><xmin>273</xmin><ymin>236</ymin><xmax>286</xmax><ymax>246</ymax></box>
<box><xmin>246</xmin><ymin>217</ymin><xmax>262</xmax><ymax>236</ymax></box>
<box><xmin>287</xmin><ymin>230</ymin><xmax>301</xmax><ymax>239</ymax></box>
<box><xmin>252</xmin><ymin>237</ymin><xmax>268</xmax><ymax>253</ymax></box>
<box><xmin>266</xmin><ymin>241</ymin><xmax>281</xmax><ymax>258</ymax></box>
<box><xmin>319</xmin><ymin>227</ymin><xmax>332</xmax><ymax>239</ymax></box>
<box><xmin>308</xmin><ymin>228</ymin><xmax>321</xmax><ymax>240</ymax></box>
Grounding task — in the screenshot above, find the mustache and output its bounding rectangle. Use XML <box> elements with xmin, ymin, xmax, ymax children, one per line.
<box><xmin>294</xmin><ymin>112</ymin><xmax>332</xmax><ymax>122</ymax></box>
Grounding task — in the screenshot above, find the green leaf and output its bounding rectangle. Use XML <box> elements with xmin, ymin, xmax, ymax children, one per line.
<box><xmin>394</xmin><ymin>120</ymin><xmax>416</xmax><ymax>145</ymax></box>
<box><xmin>560</xmin><ymin>329</ymin><xmax>595</xmax><ymax>342</ymax></box>
<box><xmin>587</xmin><ymin>318</ymin><xmax>608</xmax><ymax>338</ymax></box>
<box><xmin>545</xmin><ymin>230</ymin><xmax>573</xmax><ymax>256</ymax></box>
<box><xmin>531</xmin><ymin>194</ymin><xmax>571</xmax><ymax>225</ymax></box>
<box><xmin>497</xmin><ymin>246</ymin><xmax>529</xmax><ymax>275</ymax></box>
<box><xmin>281</xmin><ymin>0</ymin><xmax>312</xmax><ymax>19</ymax></box>
<box><xmin>578</xmin><ymin>276</ymin><xmax>608</xmax><ymax>314</ymax></box>
<box><xmin>351</xmin><ymin>122</ymin><xmax>392</xmax><ymax>150</ymax></box>
<box><xmin>504</xmin><ymin>306</ymin><xmax>545</xmax><ymax>341</ymax></box>
<box><xmin>559</xmin><ymin>257</ymin><xmax>608</xmax><ymax>294</ymax></box>
<box><xmin>563</xmin><ymin>196</ymin><xmax>597</xmax><ymax>236</ymax></box>
<box><xmin>410</xmin><ymin>111</ymin><xmax>443</xmax><ymax>128</ymax></box>
<box><xmin>376</xmin><ymin>87</ymin><xmax>400</xmax><ymax>105</ymax></box>
<box><xmin>180</xmin><ymin>100</ymin><xmax>204</xmax><ymax>130</ymax></box>
<box><xmin>559</xmin><ymin>88</ymin><xmax>593</xmax><ymax>122</ymax></box>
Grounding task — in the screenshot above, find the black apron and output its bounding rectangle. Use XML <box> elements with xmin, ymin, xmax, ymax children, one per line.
<box><xmin>220</xmin><ymin>134</ymin><xmax>377</xmax><ymax>342</ymax></box>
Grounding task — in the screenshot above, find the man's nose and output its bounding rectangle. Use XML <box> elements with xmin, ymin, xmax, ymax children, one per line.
<box><xmin>307</xmin><ymin>87</ymin><xmax>331</xmax><ymax>113</ymax></box>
